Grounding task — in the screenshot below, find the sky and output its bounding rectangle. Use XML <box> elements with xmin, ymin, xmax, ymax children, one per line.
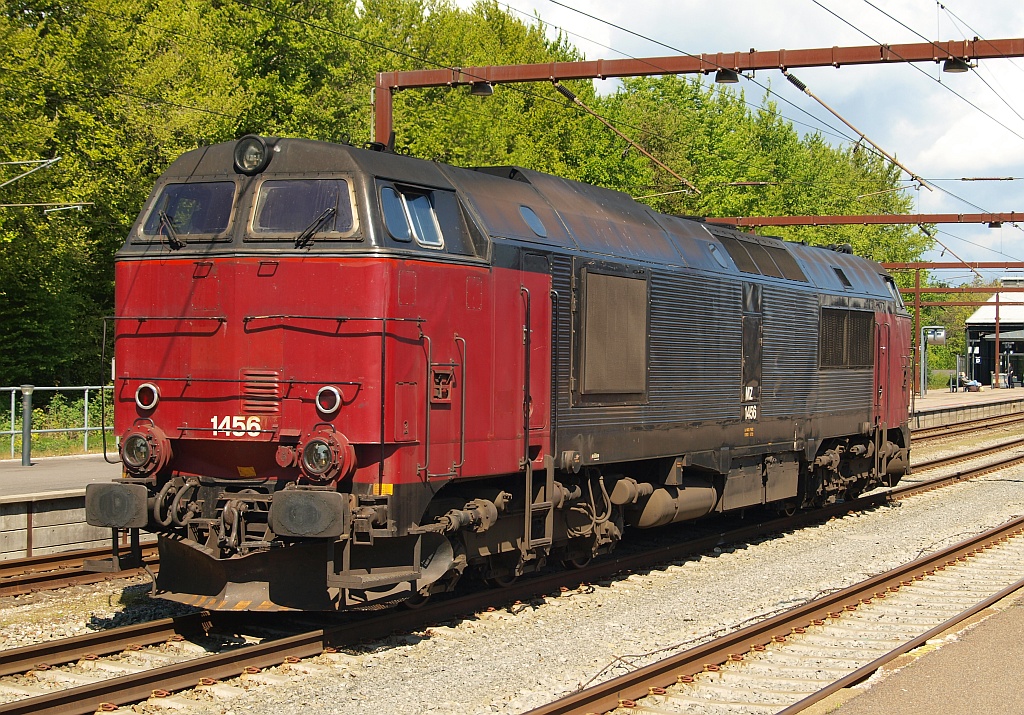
<box><xmin>453</xmin><ymin>0</ymin><xmax>1024</xmax><ymax>281</ymax></box>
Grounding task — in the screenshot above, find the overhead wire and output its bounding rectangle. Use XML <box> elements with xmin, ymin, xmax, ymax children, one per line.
<box><xmin>809</xmin><ymin>0</ymin><xmax>1024</xmax><ymax>144</ymax></box>
<box><xmin>933</xmin><ymin>227</ymin><xmax>1024</xmax><ymax>263</ymax></box>
<box><xmin>804</xmin><ymin>1</ymin><xmax>1024</xmax><ymax>237</ymax></box>
<box><xmin>3</xmin><ymin>1</ymin><xmax>697</xmax><ymax>188</ymax></box>
<box><xmin>856</xmin><ymin>0</ymin><xmax>1024</xmax><ymax>126</ymax></box>
<box><xmin>545</xmin><ymin>0</ymin><xmax>1024</xmax><ymax>264</ymax></box>
<box><xmin>496</xmin><ymin>0</ymin><xmax>860</xmax><ymax>146</ymax></box>
<box><xmin>547</xmin><ymin>0</ymin><xmax>903</xmax><ymax>168</ymax></box>
<box><xmin>228</xmin><ymin>0</ymin><xmax>687</xmax><ymax>155</ymax></box>
<box><xmin>936</xmin><ymin>1</ymin><xmax>1024</xmax><ymax>75</ymax></box>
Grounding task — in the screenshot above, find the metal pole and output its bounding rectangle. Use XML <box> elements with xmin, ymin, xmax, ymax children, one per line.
<box><xmin>996</xmin><ymin>293</ymin><xmax>1002</xmax><ymax>387</ymax></box>
<box><xmin>20</xmin><ymin>385</ymin><xmax>33</xmax><ymax>466</ymax></box>
<box><xmin>913</xmin><ymin>270</ymin><xmax>921</xmax><ymax>395</ymax></box>
<box><xmin>920</xmin><ymin>330</ymin><xmax>928</xmax><ymax>397</ymax></box>
<box><xmin>9</xmin><ymin>390</ymin><xmax>14</xmax><ymax>459</ymax></box>
<box><xmin>84</xmin><ymin>388</ymin><xmax>90</xmax><ymax>453</ymax></box>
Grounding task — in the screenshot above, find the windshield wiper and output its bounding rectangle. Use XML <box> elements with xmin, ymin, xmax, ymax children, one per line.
<box><xmin>158</xmin><ymin>210</ymin><xmax>186</xmax><ymax>250</ymax></box>
<box><xmin>295</xmin><ymin>207</ymin><xmax>336</xmax><ymax>249</ymax></box>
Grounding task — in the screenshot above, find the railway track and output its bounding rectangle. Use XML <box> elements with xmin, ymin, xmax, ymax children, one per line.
<box><xmin>525</xmin><ymin>516</ymin><xmax>1024</xmax><ymax>715</ymax></box>
<box><xmin>5</xmin><ymin>431</ymin><xmax>1018</xmax><ymax>599</ymax></box>
<box><xmin>0</xmin><ymin>546</ymin><xmax>157</xmax><ymax>598</ymax></box>
<box><xmin>912</xmin><ymin>412</ymin><xmax>1024</xmax><ymax>443</ymax></box>
<box><xmin>0</xmin><ymin>437</ymin><xmax>1021</xmax><ymax>714</ymax></box>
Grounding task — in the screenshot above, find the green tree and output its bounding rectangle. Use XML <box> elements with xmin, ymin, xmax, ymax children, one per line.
<box><xmin>0</xmin><ymin>0</ymin><xmax>936</xmax><ymax>388</ymax></box>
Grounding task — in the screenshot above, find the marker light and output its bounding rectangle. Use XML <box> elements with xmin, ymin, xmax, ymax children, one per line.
<box><xmin>315</xmin><ymin>386</ymin><xmax>342</xmax><ymax>415</ymax></box>
<box><xmin>135</xmin><ymin>383</ymin><xmax>160</xmax><ymax>411</ymax></box>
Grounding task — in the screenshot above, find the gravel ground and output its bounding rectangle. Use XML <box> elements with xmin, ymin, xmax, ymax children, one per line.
<box><xmin>2</xmin><ymin>430</ymin><xmax>1024</xmax><ymax>714</ymax></box>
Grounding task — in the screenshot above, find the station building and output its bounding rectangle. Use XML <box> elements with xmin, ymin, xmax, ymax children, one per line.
<box><xmin>965</xmin><ymin>277</ymin><xmax>1024</xmax><ymax>386</ymax></box>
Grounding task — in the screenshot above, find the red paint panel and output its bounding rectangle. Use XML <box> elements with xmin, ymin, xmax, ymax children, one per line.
<box><xmin>874</xmin><ymin>310</ymin><xmax>912</xmax><ymax>429</ymax></box>
<box><xmin>378</xmin><ymin>260</ymin><xmax>552</xmax><ymax>486</ymax></box>
<box><xmin>114</xmin><ymin>254</ymin><xmax>552</xmax><ymax>487</ymax></box>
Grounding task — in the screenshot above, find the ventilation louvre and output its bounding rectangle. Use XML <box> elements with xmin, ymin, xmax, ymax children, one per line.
<box><xmin>242</xmin><ymin>370</ymin><xmax>281</xmax><ymax>414</ymax></box>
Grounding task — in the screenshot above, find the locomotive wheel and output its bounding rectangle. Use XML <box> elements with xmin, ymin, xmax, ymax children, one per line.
<box><xmin>483</xmin><ymin>572</ymin><xmax>518</xmax><ymax>588</ymax></box>
<box><xmin>561</xmin><ymin>555</ymin><xmax>592</xmax><ymax>569</ymax></box>
<box><xmin>401</xmin><ymin>590</ymin><xmax>432</xmax><ymax>609</ymax></box>
<box><xmin>775</xmin><ymin>501</ymin><xmax>798</xmax><ymax>517</ymax></box>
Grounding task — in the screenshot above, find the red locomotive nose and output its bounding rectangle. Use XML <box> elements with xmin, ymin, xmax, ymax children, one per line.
<box><xmin>298</xmin><ymin>428</ymin><xmax>356</xmax><ymax>483</ymax></box>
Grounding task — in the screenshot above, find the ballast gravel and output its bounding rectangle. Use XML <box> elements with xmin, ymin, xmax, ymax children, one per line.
<box><xmin>2</xmin><ymin>433</ymin><xmax>1023</xmax><ymax>715</ymax></box>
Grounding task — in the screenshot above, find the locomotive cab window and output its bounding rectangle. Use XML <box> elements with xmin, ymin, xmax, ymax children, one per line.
<box><xmin>883</xmin><ymin>275</ymin><xmax>905</xmax><ymax>308</ymax></box>
<box><xmin>139</xmin><ymin>181</ymin><xmax>235</xmax><ymax>241</ymax></box>
<box><xmin>250</xmin><ymin>178</ymin><xmax>357</xmax><ymax>240</ymax></box>
<box><xmin>381</xmin><ymin>185</ymin><xmax>443</xmax><ymax>248</ymax></box>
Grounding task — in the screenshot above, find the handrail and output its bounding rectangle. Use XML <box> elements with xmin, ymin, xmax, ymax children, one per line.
<box><xmin>113</xmin><ymin>376</ymin><xmax>361</xmax><ymax>387</ymax></box>
<box><xmin>520</xmin><ymin>285</ymin><xmax>531</xmax><ymax>470</ymax></box>
<box><xmin>109</xmin><ymin>315</ymin><xmax>227</xmax><ymax>322</ymax></box>
<box><xmin>1</xmin><ymin>385</ymin><xmax>114</xmax><ymax>460</ymax></box>
<box><xmin>243</xmin><ymin>314</ymin><xmax>425</xmax><ymax>324</ymax></box>
<box><xmin>453</xmin><ymin>335</ymin><xmax>467</xmax><ymax>471</ymax></box>
<box><xmin>418</xmin><ymin>334</ymin><xmax>433</xmax><ymax>478</ymax></box>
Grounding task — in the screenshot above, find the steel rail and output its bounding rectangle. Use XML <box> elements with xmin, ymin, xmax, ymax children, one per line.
<box><xmin>911</xmin><ymin>435</ymin><xmax>1024</xmax><ymax>472</ymax></box>
<box><xmin>523</xmin><ymin>515</ymin><xmax>1024</xmax><ymax>715</ymax></box>
<box><xmin>913</xmin><ymin>413</ymin><xmax>1024</xmax><ymax>441</ymax></box>
<box><xmin>893</xmin><ymin>452</ymin><xmax>1024</xmax><ymax>498</ymax></box>
<box><xmin>0</xmin><ymin>547</ymin><xmax>158</xmax><ymax>598</ymax></box>
<box><xmin>778</xmin><ymin>575</ymin><xmax>1024</xmax><ymax>714</ymax></box>
<box><xmin>0</xmin><ymin>612</ymin><xmax>212</xmax><ymax>678</ymax></box>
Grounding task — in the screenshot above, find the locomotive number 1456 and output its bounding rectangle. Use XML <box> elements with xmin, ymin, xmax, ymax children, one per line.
<box><xmin>210</xmin><ymin>416</ymin><xmax>262</xmax><ymax>437</ymax></box>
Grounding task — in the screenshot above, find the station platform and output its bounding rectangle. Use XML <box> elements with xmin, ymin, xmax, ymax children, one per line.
<box><xmin>912</xmin><ymin>383</ymin><xmax>1024</xmax><ymax>413</ymax></box>
<box><xmin>0</xmin><ymin>452</ymin><xmax>121</xmax><ymax>499</ymax></box>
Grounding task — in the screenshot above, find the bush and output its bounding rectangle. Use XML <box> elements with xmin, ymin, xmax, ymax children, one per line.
<box><xmin>1</xmin><ymin>388</ymin><xmax>115</xmax><ymax>458</ymax></box>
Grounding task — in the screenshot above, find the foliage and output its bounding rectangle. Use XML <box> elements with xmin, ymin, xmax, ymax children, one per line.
<box><xmin>0</xmin><ymin>388</ymin><xmax>115</xmax><ymax>457</ymax></box>
<box><xmin>597</xmin><ymin>76</ymin><xmax>932</xmax><ymax>264</ymax></box>
<box><xmin>0</xmin><ymin>0</ymin><xmax>933</xmax><ymax>387</ymax></box>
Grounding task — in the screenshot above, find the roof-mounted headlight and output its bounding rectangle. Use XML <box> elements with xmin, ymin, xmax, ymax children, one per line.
<box><xmin>233</xmin><ymin>135</ymin><xmax>272</xmax><ymax>175</ymax></box>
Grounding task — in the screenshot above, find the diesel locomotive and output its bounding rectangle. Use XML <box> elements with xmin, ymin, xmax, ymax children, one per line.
<box><xmin>86</xmin><ymin>135</ymin><xmax>912</xmax><ymax>611</ymax></box>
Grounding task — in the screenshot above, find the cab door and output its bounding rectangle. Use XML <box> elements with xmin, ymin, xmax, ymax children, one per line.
<box><xmin>874</xmin><ymin>319</ymin><xmax>890</xmax><ymax>425</ymax></box>
<box><xmin>520</xmin><ymin>252</ymin><xmax>552</xmax><ymax>454</ymax></box>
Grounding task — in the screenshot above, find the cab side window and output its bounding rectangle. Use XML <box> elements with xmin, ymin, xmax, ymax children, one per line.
<box><xmin>381</xmin><ymin>185</ymin><xmax>443</xmax><ymax>248</ymax></box>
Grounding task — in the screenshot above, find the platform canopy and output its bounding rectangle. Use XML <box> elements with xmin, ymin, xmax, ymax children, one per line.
<box><xmin>966</xmin><ymin>279</ymin><xmax>1024</xmax><ymax>325</ymax></box>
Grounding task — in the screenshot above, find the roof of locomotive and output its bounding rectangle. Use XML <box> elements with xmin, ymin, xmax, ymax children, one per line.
<box><xmin>151</xmin><ymin>137</ymin><xmax>897</xmax><ymax>300</ymax></box>
<box><xmin>439</xmin><ymin>163</ymin><xmax>896</xmax><ymax>300</ymax></box>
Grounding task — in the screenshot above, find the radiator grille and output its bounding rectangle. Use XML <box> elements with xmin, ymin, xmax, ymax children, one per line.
<box><xmin>242</xmin><ymin>370</ymin><xmax>281</xmax><ymax>414</ymax></box>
